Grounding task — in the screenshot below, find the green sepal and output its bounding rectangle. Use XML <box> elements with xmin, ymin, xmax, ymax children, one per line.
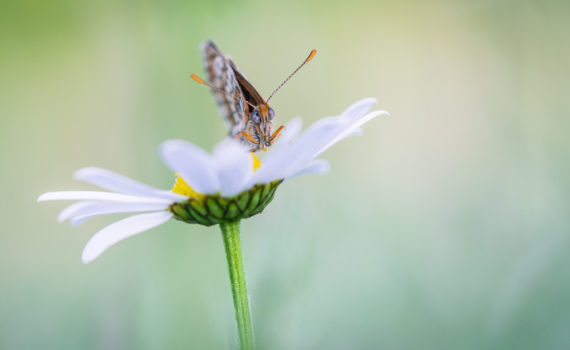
<box><xmin>169</xmin><ymin>180</ymin><xmax>282</xmax><ymax>226</ymax></box>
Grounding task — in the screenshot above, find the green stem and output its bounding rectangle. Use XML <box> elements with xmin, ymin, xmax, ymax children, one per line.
<box><xmin>220</xmin><ymin>221</ymin><xmax>255</xmax><ymax>349</ymax></box>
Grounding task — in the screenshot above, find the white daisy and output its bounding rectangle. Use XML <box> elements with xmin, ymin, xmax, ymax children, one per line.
<box><xmin>38</xmin><ymin>98</ymin><xmax>388</xmax><ymax>263</ymax></box>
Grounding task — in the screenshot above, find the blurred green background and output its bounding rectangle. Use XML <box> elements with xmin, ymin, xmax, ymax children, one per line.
<box><xmin>2</xmin><ymin>0</ymin><xmax>570</xmax><ymax>348</ymax></box>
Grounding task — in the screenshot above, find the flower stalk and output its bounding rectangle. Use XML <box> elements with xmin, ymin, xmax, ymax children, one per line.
<box><xmin>220</xmin><ymin>221</ymin><xmax>255</xmax><ymax>349</ymax></box>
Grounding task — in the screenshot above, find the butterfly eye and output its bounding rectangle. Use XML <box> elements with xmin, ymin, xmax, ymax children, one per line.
<box><xmin>251</xmin><ymin>110</ymin><xmax>261</xmax><ymax>123</ymax></box>
<box><xmin>268</xmin><ymin>108</ymin><xmax>275</xmax><ymax>120</ymax></box>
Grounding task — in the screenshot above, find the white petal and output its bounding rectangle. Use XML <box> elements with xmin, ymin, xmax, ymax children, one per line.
<box><xmin>70</xmin><ymin>203</ymin><xmax>168</xmax><ymax>226</ymax></box>
<box><xmin>270</xmin><ymin>117</ymin><xmax>303</xmax><ymax>151</ymax></box>
<box><xmin>251</xmin><ymin>99</ymin><xmax>387</xmax><ymax>185</ymax></box>
<box><xmin>251</xmin><ymin>119</ymin><xmax>339</xmax><ymax>184</ymax></box>
<box><xmin>313</xmin><ymin>110</ymin><xmax>388</xmax><ymax>158</ymax></box>
<box><xmin>153</xmin><ymin>190</ymin><xmax>188</xmax><ymax>202</ymax></box>
<box><xmin>255</xmin><ymin>118</ymin><xmax>303</xmax><ymax>165</ymax></box>
<box><xmin>268</xmin><ymin>120</ymin><xmax>341</xmax><ymax>181</ymax></box>
<box><xmin>73</xmin><ymin>167</ymin><xmax>166</xmax><ymax>197</ymax></box>
<box><xmin>81</xmin><ymin>211</ymin><xmax>173</xmax><ymax>264</ymax></box>
<box><xmin>342</xmin><ymin>128</ymin><xmax>363</xmax><ymax>138</ymax></box>
<box><xmin>58</xmin><ymin>202</ymin><xmax>94</xmax><ymax>222</ymax></box>
<box><xmin>248</xmin><ymin>118</ymin><xmax>305</xmax><ymax>183</ymax></box>
<box><xmin>74</xmin><ymin>167</ymin><xmax>185</xmax><ymax>201</ymax></box>
<box><xmin>213</xmin><ymin>140</ymin><xmax>253</xmax><ymax>197</ymax></box>
<box><xmin>58</xmin><ymin>201</ymin><xmax>170</xmax><ymax>225</ymax></box>
<box><xmin>286</xmin><ymin>159</ymin><xmax>330</xmax><ymax>180</ymax></box>
<box><xmin>38</xmin><ymin>191</ymin><xmax>173</xmax><ymax>204</ymax></box>
<box><xmin>70</xmin><ymin>217</ymin><xmax>89</xmax><ymax>227</ymax></box>
<box><xmin>341</xmin><ymin>97</ymin><xmax>378</xmax><ymax>121</ymax></box>
<box><xmin>160</xmin><ymin>139</ymin><xmax>220</xmax><ymax>194</ymax></box>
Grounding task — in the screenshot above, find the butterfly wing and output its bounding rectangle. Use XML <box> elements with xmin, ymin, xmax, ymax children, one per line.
<box><xmin>228</xmin><ymin>59</ymin><xmax>267</xmax><ymax>107</ymax></box>
<box><xmin>201</xmin><ymin>41</ymin><xmax>246</xmax><ymax>136</ymax></box>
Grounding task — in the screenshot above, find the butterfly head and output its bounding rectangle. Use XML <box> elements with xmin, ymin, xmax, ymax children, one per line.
<box><xmin>250</xmin><ymin>104</ymin><xmax>275</xmax><ymax>149</ymax></box>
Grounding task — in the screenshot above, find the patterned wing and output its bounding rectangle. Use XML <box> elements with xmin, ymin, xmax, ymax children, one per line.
<box><xmin>201</xmin><ymin>41</ymin><xmax>246</xmax><ymax>136</ymax></box>
<box><xmin>229</xmin><ymin>59</ymin><xmax>267</xmax><ymax>107</ymax></box>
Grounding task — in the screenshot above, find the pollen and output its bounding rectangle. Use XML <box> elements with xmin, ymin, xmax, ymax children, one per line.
<box><xmin>251</xmin><ymin>153</ymin><xmax>261</xmax><ymax>171</ymax></box>
<box><xmin>172</xmin><ymin>174</ymin><xmax>205</xmax><ymax>200</ymax></box>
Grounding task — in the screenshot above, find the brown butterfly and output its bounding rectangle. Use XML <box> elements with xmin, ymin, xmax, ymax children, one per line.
<box><xmin>191</xmin><ymin>40</ymin><xmax>316</xmax><ymax>152</ymax></box>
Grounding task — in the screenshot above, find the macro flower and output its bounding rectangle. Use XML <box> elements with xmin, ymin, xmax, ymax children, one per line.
<box><xmin>38</xmin><ymin>98</ymin><xmax>388</xmax><ymax>263</ymax></box>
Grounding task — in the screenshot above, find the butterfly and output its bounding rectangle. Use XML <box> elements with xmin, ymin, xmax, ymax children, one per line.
<box><xmin>191</xmin><ymin>40</ymin><xmax>316</xmax><ymax>152</ymax></box>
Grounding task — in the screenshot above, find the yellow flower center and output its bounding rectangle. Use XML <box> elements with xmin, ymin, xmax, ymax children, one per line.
<box><xmin>171</xmin><ymin>153</ymin><xmax>262</xmax><ymax>198</ymax></box>
<box><xmin>251</xmin><ymin>153</ymin><xmax>261</xmax><ymax>171</ymax></box>
<box><xmin>171</xmin><ymin>174</ymin><xmax>205</xmax><ymax>200</ymax></box>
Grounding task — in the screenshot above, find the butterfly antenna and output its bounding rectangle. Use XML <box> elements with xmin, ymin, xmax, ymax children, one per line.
<box><xmin>266</xmin><ymin>49</ymin><xmax>316</xmax><ymax>102</ymax></box>
<box><xmin>190</xmin><ymin>74</ymin><xmax>256</xmax><ymax>109</ymax></box>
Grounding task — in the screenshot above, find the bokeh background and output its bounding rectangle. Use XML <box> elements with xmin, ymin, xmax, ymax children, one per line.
<box><xmin>2</xmin><ymin>0</ymin><xmax>570</xmax><ymax>348</ymax></box>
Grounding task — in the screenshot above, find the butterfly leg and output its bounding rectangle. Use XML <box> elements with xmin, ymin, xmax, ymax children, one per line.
<box><xmin>237</xmin><ymin>131</ymin><xmax>259</xmax><ymax>144</ymax></box>
<box><xmin>269</xmin><ymin>125</ymin><xmax>286</xmax><ymax>144</ymax></box>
